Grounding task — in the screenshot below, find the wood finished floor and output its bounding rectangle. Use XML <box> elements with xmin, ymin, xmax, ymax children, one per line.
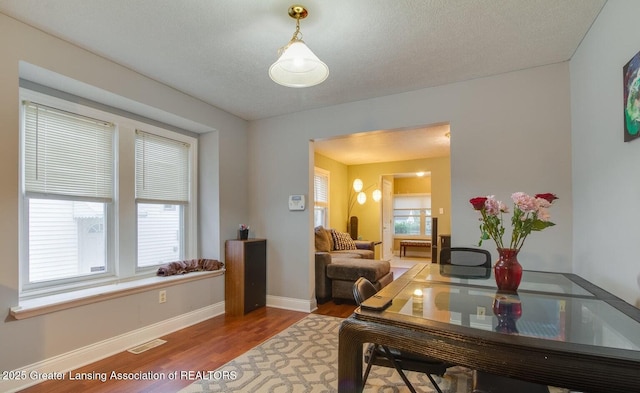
<box><xmin>18</xmin><ymin>263</ymin><xmax>418</xmax><ymax>392</ymax></box>
<box><xmin>18</xmin><ymin>302</ymin><xmax>357</xmax><ymax>393</ymax></box>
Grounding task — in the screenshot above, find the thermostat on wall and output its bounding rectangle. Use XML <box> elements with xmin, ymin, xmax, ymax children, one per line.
<box><xmin>288</xmin><ymin>194</ymin><xmax>305</xmax><ymax>211</ymax></box>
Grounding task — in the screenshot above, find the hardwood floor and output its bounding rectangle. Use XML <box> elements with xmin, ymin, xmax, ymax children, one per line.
<box><xmin>18</xmin><ymin>261</ymin><xmax>421</xmax><ymax>392</ymax></box>
<box><xmin>18</xmin><ymin>302</ymin><xmax>356</xmax><ymax>393</ymax></box>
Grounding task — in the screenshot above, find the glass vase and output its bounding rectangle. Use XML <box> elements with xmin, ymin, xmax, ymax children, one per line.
<box><xmin>492</xmin><ymin>291</ymin><xmax>522</xmax><ymax>334</ymax></box>
<box><xmin>494</xmin><ymin>248</ymin><xmax>522</xmax><ymax>291</ymax></box>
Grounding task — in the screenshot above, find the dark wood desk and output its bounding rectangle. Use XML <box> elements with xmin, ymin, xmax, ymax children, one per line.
<box><xmin>338</xmin><ymin>264</ymin><xmax>640</xmax><ymax>393</ymax></box>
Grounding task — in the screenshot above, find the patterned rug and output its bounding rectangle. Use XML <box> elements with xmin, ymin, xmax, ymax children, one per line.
<box><xmin>179</xmin><ymin>313</ymin><xmax>473</xmax><ymax>393</ymax></box>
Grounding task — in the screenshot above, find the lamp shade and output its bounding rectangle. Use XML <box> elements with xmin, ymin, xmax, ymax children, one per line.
<box><xmin>372</xmin><ymin>189</ymin><xmax>382</xmax><ymax>202</ymax></box>
<box><xmin>357</xmin><ymin>191</ymin><xmax>367</xmax><ymax>205</ymax></box>
<box><xmin>352</xmin><ymin>178</ymin><xmax>363</xmax><ymax>192</ymax></box>
<box><xmin>269</xmin><ymin>40</ymin><xmax>329</xmax><ymax>88</ymax></box>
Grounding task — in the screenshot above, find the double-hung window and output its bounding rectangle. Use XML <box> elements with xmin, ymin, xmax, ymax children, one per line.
<box><xmin>20</xmin><ymin>89</ymin><xmax>197</xmax><ymax>296</ymax></box>
<box><xmin>22</xmin><ymin>101</ymin><xmax>115</xmax><ymax>286</ymax></box>
<box><xmin>314</xmin><ymin>167</ymin><xmax>330</xmax><ymax>227</ymax></box>
<box><xmin>135</xmin><ymin>130</ymin><xmax>191</xmax><ymax>267</ymax></box>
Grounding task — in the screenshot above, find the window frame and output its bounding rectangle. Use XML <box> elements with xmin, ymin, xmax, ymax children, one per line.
<box><xmin>392</xmin><ymin>194</ymin><xmax>432</xmax><ymax>237</ymax></box>
<box><xmin>313</xmin><ymin>167</ymin><xmax>330</xmax><ymax>228</ymax></box>
<box><xmin>19</xmin><ymin>88</ymin><xmax>198</xmax><ymax>296</ymax></box>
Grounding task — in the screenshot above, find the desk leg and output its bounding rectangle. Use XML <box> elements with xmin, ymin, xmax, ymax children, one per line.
<box><xmin>338</xmin><ymin>317</ymin><xmax>364</xmax><ymax>393</ymax></box>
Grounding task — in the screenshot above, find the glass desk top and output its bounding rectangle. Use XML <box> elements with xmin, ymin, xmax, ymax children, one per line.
<box><xmin>386</xmin><ymin>280</ymin><xmax>640</xmax><ymax>351</ymax></box>
<box><xmin>358</xmin><ymin>264</ymin><xmax>640</xmax><ymax>353</ymax></box>
<box><xmin>413</xmin><ymin>264</ymin><xmax>594</xmax><ymax>297</ymax></box>
<box><xmin>351</xmin><ymin>263</ymin><xmax>640</xmax><ymax>393</ymax></box>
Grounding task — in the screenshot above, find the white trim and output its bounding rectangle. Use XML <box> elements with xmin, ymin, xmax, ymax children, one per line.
<box><xmin>266</xmin><ymin>295</ymin><xmax>316</xmax><ymax>313</ymax></box>
<box><xmin>0</xmin><ymin>302</ymin><xmax>225</xmax><ymax>393</ymax></box>
<box><xmin>12</xmin><ymin>270</ymin><xmax>224</xmax><ymax>319</ymax></box>
<box><xmin>18</xmin><ymin>87</ymin><xmax>200</xmax><ymax>295</ymax></box>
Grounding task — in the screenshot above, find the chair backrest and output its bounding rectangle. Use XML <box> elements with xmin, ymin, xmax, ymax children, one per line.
<box><xmin>440</xmin><ymin>247</ymin><xmax>492</xmax><ymax>268</ymax></box>
<box><xmin>353</xmin><ymin>277</ymin><xmax>379</xmax><ymax>306</ymax></box>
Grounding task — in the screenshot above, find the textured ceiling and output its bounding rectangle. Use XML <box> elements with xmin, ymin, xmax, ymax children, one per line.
<box><xmin>0</xmin><ymin>0</ymin><xmax>606</xmax><ymax>123</ymax></box>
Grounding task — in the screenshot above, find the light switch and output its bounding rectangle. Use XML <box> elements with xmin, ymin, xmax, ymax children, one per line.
<box><xmin>439</xmin><ymin>208</ymin><xmax>444</xmax><ymax>214</ymax></box>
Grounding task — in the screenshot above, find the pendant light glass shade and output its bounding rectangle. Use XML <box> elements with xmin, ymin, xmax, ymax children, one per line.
<box><xmin>269</xmin><ymin>39</ymin><xmax>329</xmax><ymax>88</ymax></box>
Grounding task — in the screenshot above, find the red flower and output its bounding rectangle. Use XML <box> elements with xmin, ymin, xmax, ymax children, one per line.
<box><xmin>469</xmin><ymin>197</ymin><xmax>487</xmax><ymax>210</ymax></box>
<box><xmin>535</xmin><ymin>193</ymin><xmax>558</xmax><ymax>203</ymax></box>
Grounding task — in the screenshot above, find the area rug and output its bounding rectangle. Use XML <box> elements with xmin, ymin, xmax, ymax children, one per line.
<box><xmin>179</xmin><ymin>313</ymin><xmax>573</xmax><ymax>393</ymax></box>
<box><xmin>179</xmin><ymin>313</ymin><xmax>474</xmax><ymax>392</ymax></box>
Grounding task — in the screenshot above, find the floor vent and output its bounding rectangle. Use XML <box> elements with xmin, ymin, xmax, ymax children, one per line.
<box><xmin>127</xmin><ymin>339</ymin><xmax>167</xmax><ymax>354</ymax></box>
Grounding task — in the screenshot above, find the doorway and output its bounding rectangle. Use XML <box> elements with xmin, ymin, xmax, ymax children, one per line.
<box><xmin>312</xmin><ymin>124</ymin><xmax>451</xmax><ymax>262</ymax></box>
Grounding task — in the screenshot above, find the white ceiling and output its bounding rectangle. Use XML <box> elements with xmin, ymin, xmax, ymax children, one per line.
<box><xmin>0</xmin><ymin>0</ymin><xmax>605</xmax><ymax>122</ymax></box>
<box><xmin>314</xmin><ymin>124</ymin><xmax>451</xmax><ymax>165</ymax></box>
<box><xmin>0</xmin><ymin>0</ymin><xmax>605</xmax><ymax>164</ymax></box>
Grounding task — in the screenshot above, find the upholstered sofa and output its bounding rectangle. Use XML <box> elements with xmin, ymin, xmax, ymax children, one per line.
<box><xmin>314</xmin><ymin>226</ymin><xmax>393</xmax><ymax>303</ymax></box>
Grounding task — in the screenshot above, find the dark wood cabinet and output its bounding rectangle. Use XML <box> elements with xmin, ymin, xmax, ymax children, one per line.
<box><xmin>224</xmin><ymin>239</ymin><xmax>266</xmax><ymax>316</ymax></box>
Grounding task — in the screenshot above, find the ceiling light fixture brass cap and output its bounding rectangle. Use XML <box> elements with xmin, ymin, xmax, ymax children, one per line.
<box><xmin>288</xmin><ymin>5</ymin><xmax>308</xmax><ymax>20</ymax></box>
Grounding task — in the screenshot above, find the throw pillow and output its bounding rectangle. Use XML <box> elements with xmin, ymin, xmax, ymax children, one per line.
<box><xmin>314</xmin><ymin>226</ymin><xmax>331</xmax><ymax>252</ymax></box>
<box><xmin>331</xmin><ymin>230</ymin><xmax>356</xmax><ymax>250</ymax></box>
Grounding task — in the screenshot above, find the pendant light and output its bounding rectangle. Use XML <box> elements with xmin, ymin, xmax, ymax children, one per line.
<box><xmin>269</xmin><ymin>5</ymin><xmax>329</xmax><ymax>88</ymax></box>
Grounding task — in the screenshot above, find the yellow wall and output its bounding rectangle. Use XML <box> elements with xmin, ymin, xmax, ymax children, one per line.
<box><xmin>314</xmin><ymin>153</ymin><xmax>451</xmax><ymax>251</ymax></box>
<box><xmin>348</xmin><ymin>157</ymin><xmax>451</xmax><ymax>243</ymax></box>
<box><xmin>394</xmin><ymin>176</ymin><xmax>431</xmax><ymax>194</ymax></box>
<box><xmin>314</xmin><ymin>153</ymin><xmax>348</xmax><ymax>231</ymax></box>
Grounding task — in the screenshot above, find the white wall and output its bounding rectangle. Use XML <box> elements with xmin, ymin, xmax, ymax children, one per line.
<box><xmin>0</xmin><ymin>14</ymin><xmax>248</xmax><ymax>372</ymax></box>
<box><xmin>249</xmin><ymin>62</ymin><xmax>574</xmax><ymax>304</ymax></box>
<box><xmin>570</xmin><ymin>0</ymin><xmax>640</xmax><ymax>307</ymax></box>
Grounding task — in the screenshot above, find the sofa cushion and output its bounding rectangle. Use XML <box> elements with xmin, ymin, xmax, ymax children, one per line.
<box><xmin>329</xmin><ymin>251</ymin><xmax>362</xmax><ymax>259</ymax></box>
<box><xmin>330</xmin><ymin>270</ymin><xmax>393</xmax><ymax>301</ymax></box>
<box><xmin>331</xmin><ymin>229</ymin><xmax>356</xmax><ymax>250</ymax></box>
<box><xmin>314</xmin><ymin>226</ymin><xmax>332</xmax><ymax>252</ymax></box>
<box><xmin>327</xmin><ymin>258</ymin><xmax>391</xmax><ymax>283</ymax></box>
<box><xmin>330</xmin><ymin>249</ymin><xmax>373</xmax><ymax>259</ymax></box>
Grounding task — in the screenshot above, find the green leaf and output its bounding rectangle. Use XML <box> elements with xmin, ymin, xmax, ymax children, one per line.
<box><xmin>531</xmin><ymin>220</ymin><xmax>555</xmax><ymax>231</ymax></box>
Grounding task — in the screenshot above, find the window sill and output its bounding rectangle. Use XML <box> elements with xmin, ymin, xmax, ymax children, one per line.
<box><xmin>10</xmin><ymin>269</ymin><xmax>225</xmax><ymax>320</ymax></box>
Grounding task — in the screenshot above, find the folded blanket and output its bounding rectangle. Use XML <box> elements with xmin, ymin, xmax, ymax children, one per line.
<box><xmin>157</xmin><ymin>258</ymin><xmax>224</xmax><ymax>276</ymax></box>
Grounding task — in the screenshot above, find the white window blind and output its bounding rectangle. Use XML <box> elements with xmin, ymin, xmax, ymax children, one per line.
<box><xmin>314</xmin><ymin>168</ymin><xmax>329</xmax><ymax>227</ymax></box>
<box><xmin>135</xmin><ymin>130</ymin><xmax>190</xmax><ymax>204</ymax></box>
<box><xmin>393</xmin><ymin>195</ymin><xmax>431</xmax><ymax>209</ymax></box>
<box><xmin>24</xmin><ymin>102</ymin><xmax>114</xmax><ymax>201</ymax></box>
<box><xmin>314</xmin><ymin>169</ymin><xmax>329</xmax><ymax>207</ymax></box>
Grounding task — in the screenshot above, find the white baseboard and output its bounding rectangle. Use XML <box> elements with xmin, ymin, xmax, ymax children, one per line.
<box><xmin>266</xmin><ymin>295</ymin><xmax>315</xmax><ymax>313</ymax></box>
<box><xmin>0</xmin><ymin>301</ymin><xmax>225</xmax><ymax>393</ymax></box>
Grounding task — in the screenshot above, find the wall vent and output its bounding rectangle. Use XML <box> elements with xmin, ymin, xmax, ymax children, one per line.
<box><xmin>127</xmin><ymin>338</ymin><xmax>167</xmax><ymax>354</ymax></box>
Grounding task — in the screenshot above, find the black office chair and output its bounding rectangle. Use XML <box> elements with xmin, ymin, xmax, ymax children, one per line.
<box><xmin>439</xmin><ymin>247</ymin><xmax>492</xmax><ymax>267</ymax></box>
<box><xmin>353</xmin><ymin>277</ymin><xmax>448</xmax><ymax>393</ymax></box>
